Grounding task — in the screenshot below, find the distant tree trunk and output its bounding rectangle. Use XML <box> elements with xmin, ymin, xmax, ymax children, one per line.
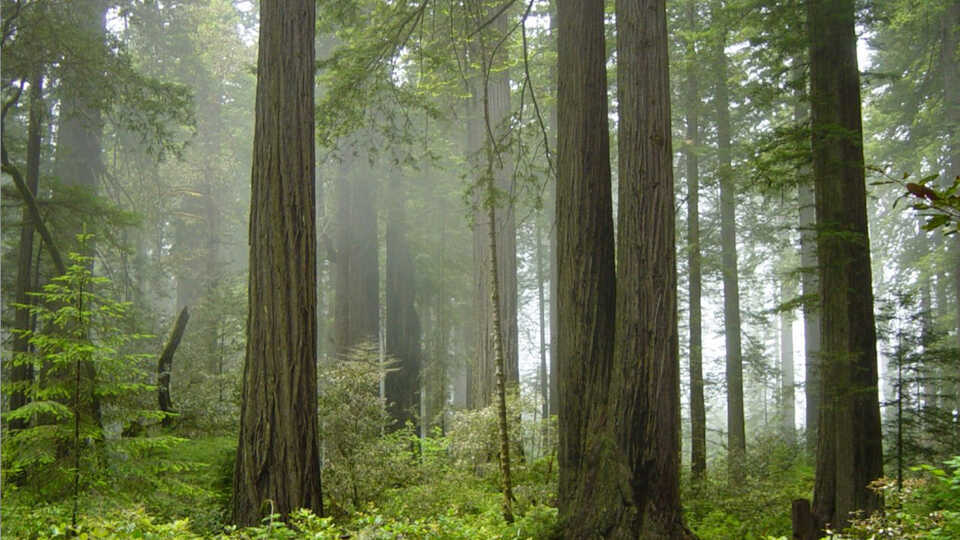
<box><xmin>158</xmin><ymin>307</ymin><xmax>190</xmax><ymax>427</ymax></box>
<box><xmin>555</xmin><ymin>2</ymin><xmax>617</xmax><ymax>536</ymax></box>
<box><xmin>548</xmin><ymin>4</ymin><xmax>560</xmax><ymax>420</ymax></box>
<box><xmin>469</xmin><ymin>8</ymin><xmax>518</xmax><ymax>408</ymax></box>
<box><xmin>611</xmin><ymin>0</ymin><xmax>691</xmax><ymax>534</ymax></box>
<box><xmin>799</xmin><ymin>179</ymin><xmax>820</xmax><ymax>453</ymax></box>
<box><xmin>9</xmin><ymin>70</ymin><xmax>44</xmax><ymax>431</ymax></box>
<box><xmin>684</xmin><ymin>0</ymin><xmax>707</xmax><ymax>480</ymax></box>
<box><xmin>334</xmin><ymin>154</ymin><xmax>379</xmax><ymax>354</ymax></box>
<box><xmin>714</xmin><ymin>6</ymin><xmax>746</xmax><ymax>482</ymax></box>
<box><xmin>55</xmin><ymin>0</ymin><xmax>106</xmax><ymax>240</ymax></box>
<box><xmin>536</xmin><ymin>211</ymin><xmax>548</xmax><ymax>426</ymax></box>
<box><xmin>232</xmin><ymin>0</ymin><xmax>322</xmax><ymax>525</ymax></box>
<box><xmin>808</xmin><ymin>0</ymin><xmax>884</xmax><ymax>530</ymax></box>
<box><xmin>780</xmin><ymin>272</ymin><xmax>796</xmax><ymax>446</ymax></box>
<box><xmin>53</xmin><ymin>0</ymin><xmax>107</xmax><ymax>428</ymax></box>
<box><xmin>385</xmin><ymin>178</ymin><xmax>421</xmax><ymax>432</ymax></box>
<box><xmin>942</xmin><ymin>1</ymin><xmax>960</xmax><ymax>356</ymax></box>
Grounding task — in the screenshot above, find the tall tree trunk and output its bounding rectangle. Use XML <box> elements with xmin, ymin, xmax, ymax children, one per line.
<box><xmin>684</xmin><ymin>0</ymin><xmax>707</xmax><ymax>480</ymax></box>
<box><xmin>808</xmin><ymin>0</ymin><xmax>884</xmax><ymax>530</ymax></box>
<box><xmin>52</xmin><ymin>0</ymin><xmax>107</xmax><ymax>428</ymax></box>
<box><xmin>780</xmin><ymin>271</ymin><xmax>796</xmax><ymax>446</ymax></box>
<box><xmin>334</xmin><ymin>154</ymin><xmax>380</xmax><ymax>355</ymax></box>
<box><xmin>714</xmin><ymin>6</ymin><xmax>746</xmax><ymax>481</ymax></box>
<box><xmin>9</xmin><ymin>70</ymin><xmax>44</xmax><ymax>431</ymax></box>
<box><xmin>487</xmin><ymin>192</ymin><xmax>515</xmax><ymax>523</ymax></box>
<box><xmin>385</xmin><ymin>178</ymin><xmax>422</xmax><ymax>431</ymax></box>
<box><xmin>232</xmin><ymin>0</ymin><xmax>322</xmax><ymax>524</ymax></box>
<box><xmin>548</xmin><ymin>3</ymin><xmax>560</xmax><ymax>420</ymax></box>
<box><xmin>536</xmin><ymin>211</ymin><xmax>549</xmax><ymax>428</ymax></box>
<box><xmin>555</xmin><ymin>1</ymin><xmax>617</xmax><ymax>536</ymax></box>
<box><xmin>469</xmin><ymin>9</ymin><xmax>519</xmax><ymax>408</ymax></box>
<box><xmin>611</xmin><ymin>0</ymin><xmax>691</xmax><ymax>535</ymax></box>
<box><xmin>798</xmin><ymin>128</ymin><xmax>821</xmax><ymax>455</ymax></box>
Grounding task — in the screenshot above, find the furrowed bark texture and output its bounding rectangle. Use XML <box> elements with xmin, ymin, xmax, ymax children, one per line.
<box><xmin>232</xmin><ymin>0</ymin><xmax>322</xmax><ymax>525</ymax></box>
<box><xmin>555</xmin><ymin>1</ymin><xmax>617</xmax><ymax>536</ymax></box>
<box><xmin>612</xmin><ymin>0</ymin><xmax>691</xmax><ymax>535</ymax></box>
<box><xmin>808</xmin><ymin>0</ymin><xmax>884</xmax><ymax>530</ymax></box>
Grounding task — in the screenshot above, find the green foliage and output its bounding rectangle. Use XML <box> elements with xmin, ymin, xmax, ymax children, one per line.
<box><xmin>683</xmin><ymin>436</ymin><xmax>814</xmax><ymax>539</ymax></box>
<box><xmin>2</xmin><ymin>245</ymin><xmax>158</xmax><ymax>490</ymax></box>
<box><xmin>827</xmin><ymin>457</ymin><xmax>960</xmax><ymax>539</ymax></box>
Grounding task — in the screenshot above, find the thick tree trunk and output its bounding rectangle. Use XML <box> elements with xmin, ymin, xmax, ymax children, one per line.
<box><xmin>684</xmin><ymin>0</ymin><xmax>707</xmax><ymax>480</ymax></box>
<box><xmin>232</xmin><ymin>0</ymin><xmax>322</xmax><ymax>524</ymax></box>
<box><xmin>611</xmin><ymin>0</ymin><xmax>691</xmax><ymax>535</ymax></box>
<box><xmin>385</xmin><ymin>178</ymin><xmax>422</xmax><ymax>432</ymax></box>
<box><xmin>9</xmin><ymin>71</ymin><xmax>44</xmax><ymax>431</ymax></box>
<box><xmin>808</xmin><ymin>0</ymin><xmax>884</xmax><ymax>530</ymax></box>
<box><xmin>714</xmin><ymin>10</ymin><xmax>746</xmax><ymax>482</ymax></box>
<box><xmin>555</xmin><ymin>1</ymin><xmax>617</xmax><ymax>536</ymax></box>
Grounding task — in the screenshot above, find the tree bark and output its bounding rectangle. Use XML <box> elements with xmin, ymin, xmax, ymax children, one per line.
<box><xmin>232</xmin><ymin>0</ymin><xmax>322</xmax><ymax>524</ymax></box>
<box><xmin>714</xmin><ymin>5</ymin><xmax>746</xmax><ymax>482</ymax></box>
<box><xmin>555</xmin><ymin>1</ymin><xmax>617</xmax><ymax>536</ymax></box>
<box><xmin>684</xmin><ymin>0</ymin><xmax>707</xmax><ymax>480</ymax></box>
<box><xmin>158</xmin><ymin>307</ymin><xmax>190</xmax><ymax>427</ymax></box>
<box><xmin>808</xmin><ymin>0</ymin><xmax>884</xmax><ymax>529</ymax></box>
<box><xmin>610</xmin><ymin>0</ymin><xmax>692</xmax><ymax>535</ymax></box>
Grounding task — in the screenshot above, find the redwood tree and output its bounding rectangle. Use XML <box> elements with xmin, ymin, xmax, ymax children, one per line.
<box><xmin>232</xmin><ymin>0</ymin><xmax>322</xmax><ymax>525</ymax></box>
<box><xmin>808</xmin><ymin>0</ymin><xmax>884</xmax><ymax>530</ymax></box>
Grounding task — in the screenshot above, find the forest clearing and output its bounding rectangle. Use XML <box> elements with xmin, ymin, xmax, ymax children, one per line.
<box><xmin>2</xmin><ymin>0</ymin><xmax>959</xmax><ymax>538</ymax></box>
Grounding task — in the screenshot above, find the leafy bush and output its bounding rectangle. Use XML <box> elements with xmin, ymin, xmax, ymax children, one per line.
<box><xmin>832</xmin><ymin>456</ymin><xmax>960</xmax><ymax>539</ymax></box>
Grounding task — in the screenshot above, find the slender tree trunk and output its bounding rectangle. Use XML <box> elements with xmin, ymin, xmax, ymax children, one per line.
<box><xmin>780</xmin><ymin>272</ymin><xmax>796</xmax><ymax>446</ymax></box>
<box><xmin>714</xmin><ymin>7</ymin><xmax>746</xmax><ymax>481</ymax></box>
<box><xmin>808</xmin><ymin>0</ymin><xmax>884</xmax><ymax>529</ymax></box>
<box><xmin>232</xmin><ymin>0</ymin><xmax>322</xmax><ymax>524</ymax></box>
<box><xmin>9</xmin><ymin>71</ymin><xmax>44</xmax><ymax>431</ymax></box>
<box><xmin>536</xmin><ymin>212</ymin><xmax>548</xmax><ymax>428</ymax></box>
<box><xmin>470</xmin><ymin>9</ymin><xmax>519</xmax><ymax>407</ymax></box>
<box><xmin>799</xmin><ymin>148</ymin><xmax>821</xmax><ymax>454</ymax></box>
<box><xmin>555</xmin><ymin>2</ymin><xmax>617</xmax><ymax>536</ymax></box>
<box><xmin>488</xmin><ymin>194</ymin><xmax>515</xmax><ymax>523</ymax></box>
<box><xmin>684</xmin><ymin>0</ymin><xmax>707</xmax><ymax>480</ymax></box>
